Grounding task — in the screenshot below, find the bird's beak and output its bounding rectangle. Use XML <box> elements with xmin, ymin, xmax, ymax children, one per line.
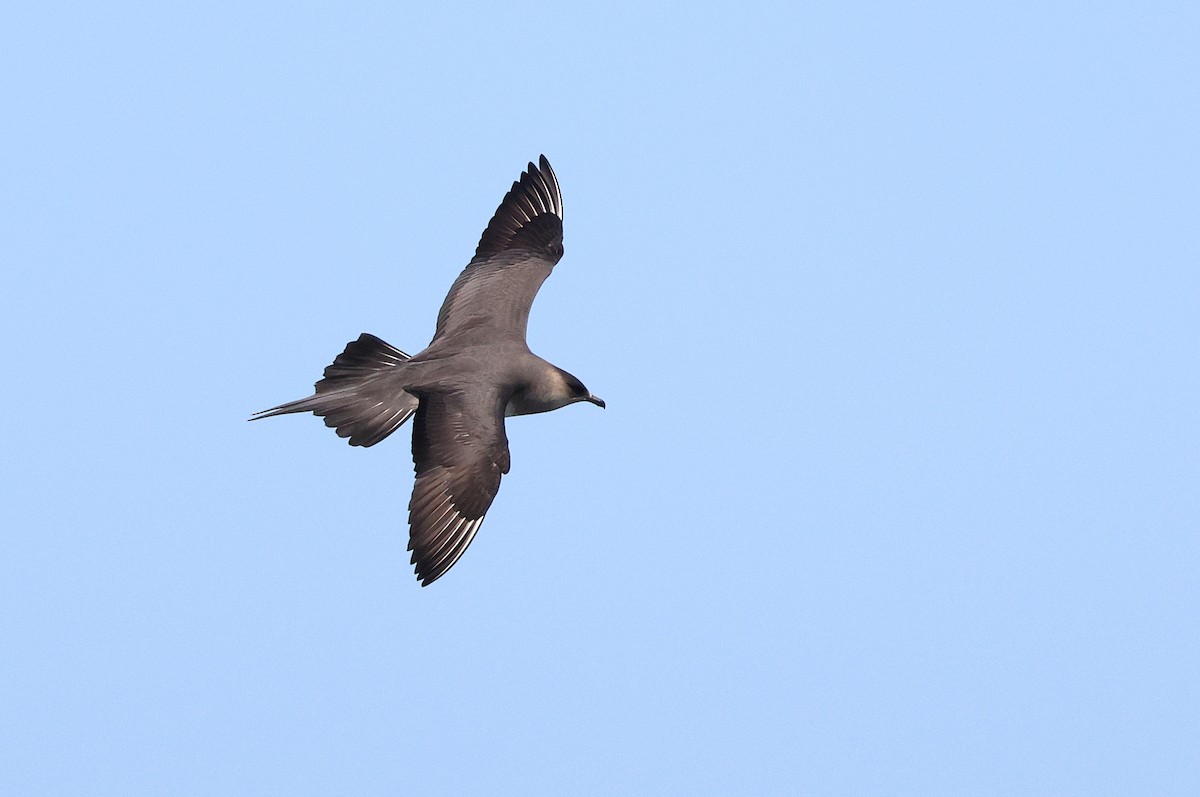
<box><xmin>586</xmin><ymin>393</ymin><xmax>606</xmax><ymax>409</ymax></box>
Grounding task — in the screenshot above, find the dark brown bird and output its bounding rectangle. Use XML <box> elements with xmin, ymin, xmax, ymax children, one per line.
<box><xmin>251</xmin><ymin>156</ymin><xmax>603</xmax><ymax>585</ymax></box>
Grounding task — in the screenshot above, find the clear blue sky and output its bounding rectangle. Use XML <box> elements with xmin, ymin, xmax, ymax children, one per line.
<box><xmin>2</xmin><ymin>3</ymin><xmax>1197</xmax><ymax>794</ymax></box>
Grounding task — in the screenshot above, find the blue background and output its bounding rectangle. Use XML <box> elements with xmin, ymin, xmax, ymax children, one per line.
<box><xmin>3</xmin><ymin>3</ymin><xmax>1197</xmax><ymax>794</ymax></box>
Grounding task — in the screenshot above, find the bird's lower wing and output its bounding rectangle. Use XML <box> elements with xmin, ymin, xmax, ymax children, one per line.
<box><xmin>408</xmin><ymin>390</ymin><xmax>511</xmax><ymax>586</ymax></box>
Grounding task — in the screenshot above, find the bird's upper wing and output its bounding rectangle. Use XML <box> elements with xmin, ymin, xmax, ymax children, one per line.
<box><xmin>431</xmin><ymin>156</ymin><xmax>564</xmax><ymax>347</ymax></box>
<box><xmin>407</xmin><ymin>388</ymin><xmax>512</xmax><ymax>586</ymax></box>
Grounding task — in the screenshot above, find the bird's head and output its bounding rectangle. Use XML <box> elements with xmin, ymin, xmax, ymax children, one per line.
<box><xmin>506</xmin><ymin>366</ymin><xmax>605</xmax><ymax>417</ymax></box>
<box><xmin>559</xmin><ymin>369</ymin><xmax>605</xmax><ymax>409</ymax></box>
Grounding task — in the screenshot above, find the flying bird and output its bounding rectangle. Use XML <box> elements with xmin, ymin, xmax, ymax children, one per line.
<box><xmin>251</xmin><ymin>156</ymin><xmax>603</xmax><ymax>585</ymax></box>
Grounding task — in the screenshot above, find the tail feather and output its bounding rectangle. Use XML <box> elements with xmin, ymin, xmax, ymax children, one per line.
<box><xmin>250</xmin><ymin>333</ymin><xmax>419</xmax><ymax>447</ymax></box>
<box><xmin>320</xmin><ymin>333</ymin><xmax>410</xmax><ymax>382</ymax></box>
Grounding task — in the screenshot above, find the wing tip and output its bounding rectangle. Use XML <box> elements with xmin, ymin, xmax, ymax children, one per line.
<box><xmin>408</xmin><ymin>488</ymin><xmax>489</xmax><ymax>587</ymax></box>
<box><xmin>474</xmin><ymin>156</ymin><xmax>564</xmax><ymax>260</ymax></box>
<box><xmin>411</xmin><ymin>516</ymin><xmax>485</xmax><ymax>586</ymax></box>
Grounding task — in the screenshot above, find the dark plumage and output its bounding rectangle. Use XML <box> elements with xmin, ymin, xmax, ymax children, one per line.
<box><xmin>252</xmin><ymin>156</ymin><xmax>603</xmax><ymax>585</ymax></box>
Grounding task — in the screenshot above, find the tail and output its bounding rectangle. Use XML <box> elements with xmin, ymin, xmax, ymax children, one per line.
<box><xmin>250</xmin><ymin>333</ymin><xmax>420</xmax><ymax>447</ymax></box>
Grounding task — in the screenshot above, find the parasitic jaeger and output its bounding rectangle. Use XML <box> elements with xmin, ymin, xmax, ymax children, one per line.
<box><xmin>252</xmin><ymin>156</ymin><xmax>603</xmax><ymax>586</ymax></box>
